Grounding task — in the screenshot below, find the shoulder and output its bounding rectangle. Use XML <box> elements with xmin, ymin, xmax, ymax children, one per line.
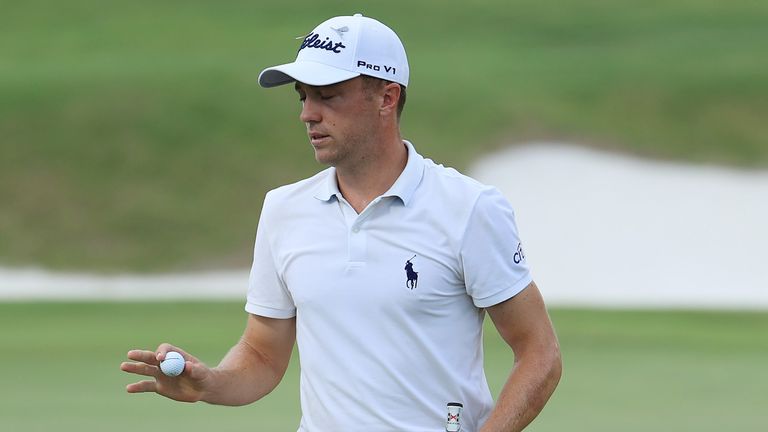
<box><xmin>419</xmin><ymin>157</ymin><xmax>499</xmax><ymax>207</ymax></box>
<box><xmin>410</xmin><ymin>157</ymin><xmax>517</xmax><ymax>248</ymax></box>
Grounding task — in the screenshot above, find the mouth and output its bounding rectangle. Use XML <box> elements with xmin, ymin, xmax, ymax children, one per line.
<box><xmin>308</xmin><ymin>132</ymin><xmax>331</xmax><ymax>146</ymax></box>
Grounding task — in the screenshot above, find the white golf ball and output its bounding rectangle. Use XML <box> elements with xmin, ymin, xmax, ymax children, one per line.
<box><xmin>160</xmin><ymin>351</ymin><xmax>185</xmax><ymax>377</ymax></box>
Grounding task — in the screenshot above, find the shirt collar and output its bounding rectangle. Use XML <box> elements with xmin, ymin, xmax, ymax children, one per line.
<box><xmin>381</xmin><ymin>140</ymin><xmax>424</xmax><ymax>206</ymax></box>
<box><xmin>312</xmin><ymin>140</ymin><xmax>425</xmax><ymax>206</ymax></box>
<box><xmin>313</xmin><ymin>167</ymin><xmax>340</xmax><ymax>202</ymax></box>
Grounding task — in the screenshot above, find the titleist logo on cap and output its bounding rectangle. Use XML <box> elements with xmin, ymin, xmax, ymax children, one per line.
<box><xmin>299</xmin><ymin>32</ymin><xmax>346</xmax><ymax>53</ymax></box>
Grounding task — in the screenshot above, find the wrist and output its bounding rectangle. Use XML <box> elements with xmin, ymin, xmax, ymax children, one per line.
<box><xmin>195</xmin><ymin>366</ymin><xmax>220</xmax><ymax>404</ymax></box>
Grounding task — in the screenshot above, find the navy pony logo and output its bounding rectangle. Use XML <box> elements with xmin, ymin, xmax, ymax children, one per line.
<box><xmin>404</xmin><ymin>255</ymin><xmax>418</xmax><ymax>289</ymax></box>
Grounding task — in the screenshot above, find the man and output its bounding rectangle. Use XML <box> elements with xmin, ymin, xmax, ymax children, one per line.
<box><xmin>121</xmin><ymin>14</ymin><xmax>561</xmax><ymax>431</ymax></box>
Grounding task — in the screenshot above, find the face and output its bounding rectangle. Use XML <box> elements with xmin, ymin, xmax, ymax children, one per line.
<box><xmin>294</xmin><ymin>77</ymin><xmax>381</xmax><ymax>168</ymax></box>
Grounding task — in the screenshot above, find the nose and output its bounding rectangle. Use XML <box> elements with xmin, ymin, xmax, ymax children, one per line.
<box><xmin>300</xmin><ymin>97</ymin><xmax>321</xmax><ymax>124</ymax></box>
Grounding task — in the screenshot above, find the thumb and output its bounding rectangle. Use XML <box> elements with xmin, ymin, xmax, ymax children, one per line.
<box><xmin>185</xmin><ymin>360</ymin><xmax>210</xmax><ymax>381</ymax></box>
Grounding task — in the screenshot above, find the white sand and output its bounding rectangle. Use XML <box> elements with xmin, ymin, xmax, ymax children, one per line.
<box><xmin>2</xmin><ymin>143</ymin><xmax>766</xmax><ymax>308</ymax></box>
<box><xmin>471</xmin><ymin>143</ymin><xmax>768</xmax><ymax>309</ymax></box>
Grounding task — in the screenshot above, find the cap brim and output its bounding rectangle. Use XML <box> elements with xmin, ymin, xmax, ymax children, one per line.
<box><xmin>258</xmin><ymin>60</ymin><xmax>360</xmax><ymax>88</ymax></box>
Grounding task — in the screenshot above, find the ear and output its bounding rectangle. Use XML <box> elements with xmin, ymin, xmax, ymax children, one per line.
<box><xmin>379</xmin><ymin>82</ymin><xmax>401</xmax><ymax>118</ymax></box>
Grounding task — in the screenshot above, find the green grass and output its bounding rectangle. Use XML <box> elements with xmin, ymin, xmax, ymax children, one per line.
<box><xmin>0</xmin><ymin>303</ymin><xmax>765</xmax><ymax>431</ymax></box>
<box><xmin>2</xmin><ymin>1</ymin><xmax>767</xmax><ymax>271</ymax></box>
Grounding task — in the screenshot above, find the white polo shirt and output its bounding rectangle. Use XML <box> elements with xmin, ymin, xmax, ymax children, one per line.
<box><xmin>246</xmin><ymin>141</ymin><xmax>532</xmax><ymax>432</ymax></box>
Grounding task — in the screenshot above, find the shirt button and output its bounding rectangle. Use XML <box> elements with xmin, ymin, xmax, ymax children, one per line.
<box><xmin>352</xmin><ymin>227</ymin><xmax>360</xmax><ymax>233</ymax></box>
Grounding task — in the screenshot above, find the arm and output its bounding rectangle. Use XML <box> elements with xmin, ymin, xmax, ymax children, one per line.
<box><xmin>121</xmin><ymin>313</ymin><xmax>296</xmax><ymax>406</ymax></box>
<box><xmin>480</xmin><ymin>281</ymin><xmax>562</xmax><ymax>432</ymax></box>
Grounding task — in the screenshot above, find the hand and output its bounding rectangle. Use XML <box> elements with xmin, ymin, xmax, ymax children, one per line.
<box><xmin>120</xmin><ymin>343</ymin><xmax>212</xmax><ymax>402</ymax></box>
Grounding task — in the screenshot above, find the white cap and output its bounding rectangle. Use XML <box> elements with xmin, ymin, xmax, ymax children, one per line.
<box><xmin>258</xmin><ymin>14</ymin><xmax>409</xmax><ymax>88</ymax></box>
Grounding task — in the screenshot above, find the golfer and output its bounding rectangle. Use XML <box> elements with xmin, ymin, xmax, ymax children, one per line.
<box><xmin>121</xmin><ymin>13</ymin><xmax>561</xmax><ymax>431</ymax></box>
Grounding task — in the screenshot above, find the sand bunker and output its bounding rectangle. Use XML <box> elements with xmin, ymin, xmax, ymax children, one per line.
<box><xmin>471</xmin><ymin>143</ymin><xmax>768</xmax><ymax>309</ymax></box>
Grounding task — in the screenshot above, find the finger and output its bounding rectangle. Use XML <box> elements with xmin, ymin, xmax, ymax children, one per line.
<box><xmin>127</xmin><ymin>349</ymin><xmax>160</xmax><ymax>366</ymax></box>
<box><xmin>126</xmin><ymin>380</ymin><xmax>157</xmax><ymax>394</ymax></box>
<box><xmin>120</xmin><ymin>361</ymin><xmax>159</xmax><ymax>377</ymax></box>
<box><xmin>155</xmin><ymin>343</ymin><xmax>187</xmax><ymax>362</ymax></box>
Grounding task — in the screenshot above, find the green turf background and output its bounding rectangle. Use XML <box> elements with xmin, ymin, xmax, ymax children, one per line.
<box><xmin>3</xmin><ymin>3</ymin><xmax>766</xmax><ymax>429</ymax></box>
<box><xmin>2</xmin><ymin>0</ymin><xmax>767</xmax><ymax>272</ymax></box>
<box><xmin>0</xmin><ymin>303</ymin><xmax>765</xmax><ymax>431</ymax></box>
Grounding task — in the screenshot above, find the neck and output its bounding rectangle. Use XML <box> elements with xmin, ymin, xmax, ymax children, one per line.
<box><xmin>336</xmin><ymin>134</ymin><xmax>407</xmax><ymax>214</ymax></box>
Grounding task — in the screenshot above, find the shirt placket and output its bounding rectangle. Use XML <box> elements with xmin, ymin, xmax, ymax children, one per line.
<box><xmin>338</xmin><ymin>197</ymin><xmax>384</xmax><ymax>265</ymax></box>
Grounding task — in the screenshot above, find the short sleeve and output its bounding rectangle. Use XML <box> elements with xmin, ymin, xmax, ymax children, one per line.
<box><xmin>245</xmin><ymin>192</ymin><xmax>296</xmax><ymax>318</ymax></box>
<box><xmin>460</xmin><ymin>187</ymin><xmax>533</xmax><ymax>308</ymax></box>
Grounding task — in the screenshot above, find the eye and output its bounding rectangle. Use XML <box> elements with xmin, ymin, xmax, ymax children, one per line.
<box><xmin>320</xmin><ymin>93</ymin><xmax>335</xmax><ymax>101</ymax></box>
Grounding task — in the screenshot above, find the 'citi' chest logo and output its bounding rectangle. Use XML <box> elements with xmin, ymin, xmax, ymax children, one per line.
<box><xmin>514</xmin><ymin>243</ymin><xmax>526</xmax><ymax>264</ymax></box>
<box><xmin>404</xmin><ymin>255</ymin><xmax>418</xmax><ymax>289</ymax></box>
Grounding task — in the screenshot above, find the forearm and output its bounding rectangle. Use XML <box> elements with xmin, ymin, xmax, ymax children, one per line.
<box><xmin>201</xmin><ymin>338</ymin><xmax>287</xmax><ymax>406</ymax></box>
<box><xmin>480</xmin><ymin>347</ymin><xmax>562</xmax><ymax>432</ymax></box>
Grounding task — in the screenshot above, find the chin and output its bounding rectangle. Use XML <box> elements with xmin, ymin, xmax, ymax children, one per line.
<box><xmin>313</xmin><ymin>150</ymin><xmax>337</xmax><ymax>166</ymax></box>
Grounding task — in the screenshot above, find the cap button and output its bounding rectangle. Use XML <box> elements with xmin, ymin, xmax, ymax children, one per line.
<box><xmin>353</xmin><ymin>13</ymin><xmax>363</xmax><ymax>17</ymax></box>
